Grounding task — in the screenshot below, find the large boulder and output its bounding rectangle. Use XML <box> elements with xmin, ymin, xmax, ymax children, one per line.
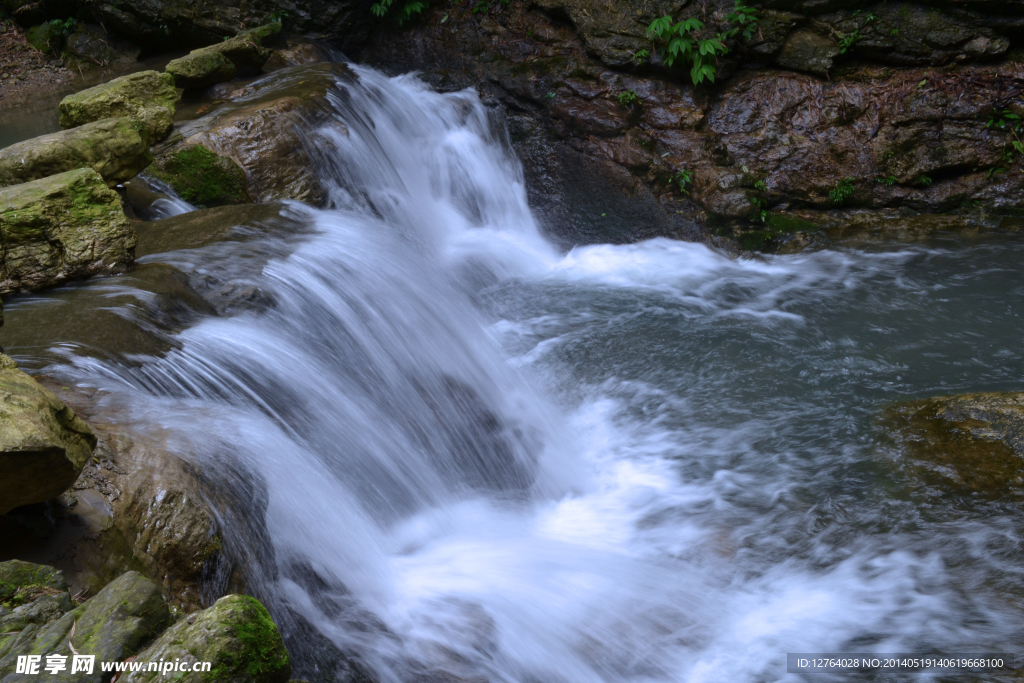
<box><xmin>881</xmin><ymin>391</ymin><xmax>1024</xmax><ymax>496</ymax></box>
<box><xmin>153</xmin><ymin>63</ymin><xmax>354</xmax><ymax>206</ymax></box>
<box><xmin>0</xmin><ymin>168</ymin><xmax>137</xmax><ymax>293</ymax></box>
<box><xmin>123</xmin><ymin>595</ymin><xmax>291</xmax><ymax>683</ymax></box>
<box><xmin>0</xmin><ymin>570</ymin><xmax>171</xmax><ymax>682</ymax></box>
<box><xmin>0</xmin><ymin>118</ymin><xmax>152</xmax><ymax>188</ymax></box>
<box><xmin>58</xmin><ymin>71</ymin><xmax>177</xmax><ymax>146</ymax></box>
<box><xmin>165</xmin><ymin>23</ymin><xmax>280</xmax><ymax>90</ymax></box>
<box><xmin>0</xmin><ymin>356</ymin><xmax>96</xmax><ymax>514</ymax></box>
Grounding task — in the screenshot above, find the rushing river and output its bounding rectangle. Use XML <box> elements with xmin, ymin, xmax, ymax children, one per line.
<box><xmin>6</xmin><ymin>64</ymin><xmax>1024</xmax><ymax>682</ymax></box>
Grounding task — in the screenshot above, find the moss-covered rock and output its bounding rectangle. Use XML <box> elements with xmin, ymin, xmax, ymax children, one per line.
<box><xmin>0</xmin><ymin>355</ymin><xmax>96</xmax><ymax>514</ymax></box>
<box><xmin>166</xmin><ymin>50</ymin><xmax>237</xmax><ymax>90</ymax></box>
<box><xmin>881</xmin><ymin>391</ymin><xmax>1024</xmax><ymax>496</ymax></box>
<box><xmin>0</xmin><ymin>570</ymin><xmax>172</xmax><ymax>682</ymax></box>
<box><xmin>25</xmin><ymin>21</ymin><xmax>63</xmax><ymax>54</ymax></box>
<box><xmin>123</xmin><ymin>595</ymin><xmax>291</xmax><ymax>683</ymax></box>
<box><xmin>58</xmin><ymin>70</ymin><xmax>177</xmax><ymax>146</ymax></box>
<box><xmin>0</xmin><ymin>117</ymin><xmax>152</xmax><ymax>188</ymax></box>
<box><xmin>0</xmin><ymin>168</ymin><xmax>137</xmax><ymax>293</ymax></box>
<box><xmin>198</xmin><ymin>34</ymin><xmax>270</xmax><ymax>74</ymax></box>
<box><xmin>0</xmin><ymin>561</ymin><xmax>73</xmax><ymax>660</ymax></box>
<box><xmin>147</xmin><ymin>145</ymin><xmax>249</xmax><ymax>207</ymax></box>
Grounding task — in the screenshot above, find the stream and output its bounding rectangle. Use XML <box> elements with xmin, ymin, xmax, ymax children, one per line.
<box><xmin>4</xmin><ymin>63</ymin><xmax>1024</xmax><ymax>682</ymax></box>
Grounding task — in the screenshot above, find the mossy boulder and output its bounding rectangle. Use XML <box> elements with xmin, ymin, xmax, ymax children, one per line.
<box><xmin>198</xmin><ymin>34</ymin><xmax>270</xmax><ymax>74</ymax></box>
<box><xmin>166</xmin><ymin>50</ymin><xmax>237</xmax><ymax>90</ymax></box>
<box><xmin>0</xmin><ymin>117</ymin><xmax>152</xmax><ymax>188</ymax></box>
<box><xmin>881</xmin><ymin>391</ymin><xmax>1024</xmax><ymax>496</ymax></box>
<box><xmin>147</xmin><ymin>145</ymin><xmax>249</xmax><ymax>207</ymax></box>
<box><xmin>122</xmin><ymin>595</ymin><xmax>291</xmax><ymax>683</ymax></box>
<box><xmin>0</xmin><ymin>355</ymin><xmax>96</xmax><ymax>515</ymax></box>
<box><xmin>58</xmin><ymin>71</ymin><xmax>177</xmax><ymax>146</ymax></box>
<box><xmin>25</xmin><ymin>21</ymin><xmax>63</xmax><ymax>54</ymax></box>
<box><xmin>0</xmin><ymin>168</ymin><xmax>137</xmax><ymax>293</ymax></box>
<box><xmin>0</xmin><ymin>570</ymin><xmax>171</xmax><ymax>682</ymax></box>
<box><xmin>239</xmin><ymin>21</ymin><xmax>282</xmax><ymax>46</ymax></box>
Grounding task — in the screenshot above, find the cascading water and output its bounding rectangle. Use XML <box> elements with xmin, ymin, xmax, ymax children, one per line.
<box><xmin>34</xmin><ymin>64</ymin><xmax>1024</xmax><ymax>682</ymax></box>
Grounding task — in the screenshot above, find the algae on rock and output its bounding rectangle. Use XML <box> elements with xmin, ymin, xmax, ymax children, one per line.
<box><xmin>0</xmin><ymin>168</ymin><xmax>137</xmax><ymax>293</ymax></box>
<box><xmin>123</xmin><ymin>594</ymin><xmax>291</xmax><ymax>683</ymax></box>
<box><xmin>0</xmin><ymin>118</ymin><xmax>152</xmax><ymax>188</ymax></box>
<box><xmin>147</xmin><ymin>145</ymin><xmax>250</xmax><ymax>207</ymax></box>
<box><xmin>58</xmin><ymin>71</ymin><xmax>178</xmax><ymax>146</ymax></box>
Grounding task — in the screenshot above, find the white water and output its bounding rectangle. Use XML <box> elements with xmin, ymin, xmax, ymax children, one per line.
<box><xmin>54</xmin><ymin>65</ymin><xmax>1024</xmax><ymax>682</ymax></box>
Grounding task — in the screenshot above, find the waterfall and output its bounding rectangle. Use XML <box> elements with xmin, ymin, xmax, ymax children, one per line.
<box><xmin>56</xmin><ymin>64</ymin><xmax>1024</xmax><ymax>682</ymax></box>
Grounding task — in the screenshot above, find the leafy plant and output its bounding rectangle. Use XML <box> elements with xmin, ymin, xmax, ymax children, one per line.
<box><xmin>645</xmin><ymin>1</ymin><xmax>758</xmax><ymax>85</ymax></box>
<box><xmin>988</xmin><ymin>109</ymin><xmax>1024</xmax><ymax>164</ymax></box>
<box><xmin>753</xmin><ymin>179</ymin><xmax>768</xmax><ymax>192</ymax></box>
<box><xmin>618</xmin><ymin>90</ymin><xmax>640</xmax><ymax>107</ymax></box>
<box><xmin>371</xmin><ymin>0</ymin><xmax>429</xmax><ymax>24</ymax></box>
<box><xmin>633</xmin><ymin>49</ymin><xmax>650</xmax><ymax>64</ymax></box>
<box><xmin>919</xmin><ymin>175</ymin><xmax>932</xmax><ymax>186</ymax></box>
<box><xmin>837</xmin><ymin>12</ymin><xmax>877</xmax><ymax>54</ymax></box>
<box><xmin>672</xmin><ymin>169</ymin><xmax>693</xmax><ymax>195</ymax></box>
<box><xmin>876</xmin><ymin>175</ymin><xmax>897</xmax><ymax>186</ymax></box>
<box><xmin>829</xmin><ymin>178</ymin><xmax>855</xmax><ymax>204</ymax></box>
<box><xmin>49</xmin><ymin>17</ymin><xmax>76</xmax><ymax>37</ymax></box>
<box><xmin>269</xmin><ymin>10</ymin><xmax>289</xmax><ymax>22</ymax></box>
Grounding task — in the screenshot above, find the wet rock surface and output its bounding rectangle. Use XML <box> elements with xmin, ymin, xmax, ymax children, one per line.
<box><xmin>0</xmin><ymin>117</ymin><xmax>151</xmax><ymax>188</ymax></box>
<box><xmin>881</xmin><ymin>391</ymin><xmax>1024</xmax><ymax>497</ymax></box>
<box><xmin>0</xmin><ymin>357</ymin><xmax>95</xmax><ymax>515</ymax></box>
<box><xmin>0</xmin><ymin>168</ymin><xmax>137</xmax><ymax>294</ymax></box>
<box><xmin>58</xmin><ymin>70</ymin><xmax>177</xmax><ymax>146</ymax></box>
<box><xmin>362</xmin><ymin>0</ymin><xmax>1024</xmax><ymax>250</ymax></box>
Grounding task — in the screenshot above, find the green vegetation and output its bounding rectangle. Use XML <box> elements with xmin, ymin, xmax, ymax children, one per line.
<box><xmin>876</xmin><ymin>175</ymin><xmax>897</xmax><ymax>186</ymax></box>
<box><xmin>203</xmin><ymin>596</ymin><xmax>290</xmax><ymax>683</ymax></box>
<box><xmin>644</xmin><ymin>1</ymin><xmax>759</xmax><ymax>85</ymax></box>
<box><xmin>671</xmin><ymin>169</ymin><xmax>692</xmax><ymax>195</ymax></box>
<box><xmin>987</xmin><ymin>109</ymin><xmax>1024</xmax><ymax>165</ymax></box>
<box><xmin>829</xmin><ymin>177</ymin><xmax>855</xmax><ymax>204</ymax></box>
<box><xmin>370</xmin><ymin>0</ymin><xmax>429</xmax><ymax>24</ymax></box>
<box><xmin>919</xmin><ymin>174</ymin><xmax>933</xmax><ymax>186</ymax></box>
<box><xmin>618</xmin><ymin>90</ymin><xmax>640</xmax><ymax>108</ymax></box>
<box><xmin>836</xmin><ymin>12</ymin><xmax>877</xmax><ymax>54</ymax></box>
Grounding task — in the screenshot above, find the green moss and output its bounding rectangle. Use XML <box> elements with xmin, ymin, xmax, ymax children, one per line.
<box><xmin>766</xmin><ymin>213</ymin><xmax>819</xmax><ymax>233</ymax></box>
<box><xmin>202</xmin><ymin>596</ymin><xmax>289</xmax><ymax>682</ymax></box>
<box><xmin>148</xmin><ymin>145</ymin><xmax>248</xmax><ymax>208</ymax></box>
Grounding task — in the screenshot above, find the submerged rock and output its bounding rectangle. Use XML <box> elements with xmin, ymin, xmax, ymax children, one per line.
<box><xmin>0</xmin><ymin>168</ymin><xmax>137</xmax><ymax>293</ymax></box>
<box><xmin>134</xmin><ymin>202</ymin><xmax>285</xmax><ymax>257</ymax></box>
<box><xmin>0</xmin><ymin>117</ymin><xmax>151</xmax><ymax>188</ymax></box>
<box><xmin>123</xmin><ymin>595</ymin><xmax>291</xmax><ymax>683</ymax></box>
<box><xmin>0</xmin><ymin>356</ymin><xmax>96</xmax><ymax>514</ymax></box>
<box><xmin>58</xmin><ymin>71</ymin><xmax>177</xmax><ymax>146</ymax></box>
<box><xmin>881</xmin><ymin>392</ymin><xmax>1024</xmax><ymax>495</ymax></box>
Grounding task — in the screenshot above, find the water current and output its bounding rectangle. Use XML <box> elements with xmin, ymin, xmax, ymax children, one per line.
<box><xmin>6</xmin><ymin>64</ymin><xmax>1024</xmax><ymax>682</ymax></box>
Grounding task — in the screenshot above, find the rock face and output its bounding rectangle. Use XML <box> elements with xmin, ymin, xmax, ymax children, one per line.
<box><xmin>0</xmin><ymin>357</ymin><xmax>96</xmax><ymax>514</ymax></box>
<box><xmin>154</xmin><ymin>63</ymin><xmax>353</xmax><ymax>206</ymax></box>
<box><xmin>123</xmin><ymin>595</ymin><xmax>292</xmax><ymax>683</ymax></box>
<box><xmin>362</xmin><ymin>0</ymin><xmax>1024</xmax><ymax>250</ymax></box>
<box><xmin>0</xmin><ymin>118</ymin><xmax>152</xmax><ymax>188</ymax></box>
<box><xmin>0</xmin><ymin>168</ymin><xmax>137</xmax><ymax>293</ymax></box>
<box><xmin>87</xmin><ymin>0</ymin><xmax>372</xmax><ymax>53</ymax></box>
<box><xmin>881</xmin><ymin>392</ymin><xmax>1024</xmax><ymax>495</ymax></box>
<box><xmin>58</xmin><ymin>71</ymin><xmax>177</xmax><ymax>146</ymax></box>
<box><xmin>62</xmin><ymin>23</ymin><xmax>141</xmax><ymax>73</ymax></box>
